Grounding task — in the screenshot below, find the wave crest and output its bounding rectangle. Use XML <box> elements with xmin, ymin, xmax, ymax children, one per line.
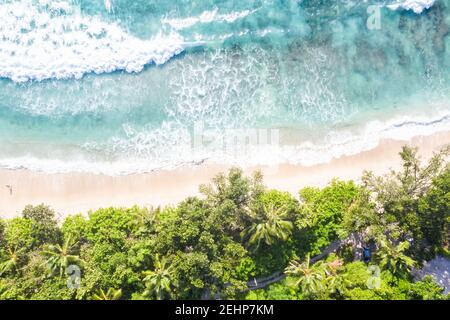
<box><xmin>387</xmin><ymin>0</ymin><xmax>435</xmax><ymax>14</ymax></box>
<box><xmin>0</xmin><ymin>0</ymin><xmax>186</xmax><ymax>82</ymax></box>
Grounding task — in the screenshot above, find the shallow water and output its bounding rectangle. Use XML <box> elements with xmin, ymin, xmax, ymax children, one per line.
<box><xmin>0</xmin><ymin>0</ymin><xmax>449</xmax><ymax>174</ymax></box>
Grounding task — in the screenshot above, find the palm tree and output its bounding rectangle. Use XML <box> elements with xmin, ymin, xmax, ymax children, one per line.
<box><xmin>285</xmin><ymin>255</ymin><xmax>325</xmax><ymax>298</ymax></box>
<box><xmin>132</xmin><ymin>207</ymin><xmax>159</xmax><ymax>235</ymax></box>
<box><xmin>377</xmin><ymin>240</ymin><xmax>416</xmax><ymax>279</ymax></box>
<box><xmin>91</xmin><ymin>288</ymin><xmax>122</xmax><ymax>300</ymax></box>
<box><xmin>322</xmin><ymin>258</ymin><xmax>348</xmax><ymax>296</ymax></box>
<box><xmin>0</xmin><ymin>247</ymin><xmax>25</xmax><ymax>275</ymax></box>
<box><xmin>41</xmin><ymin>236</ymin><xmax>82</xmax><ymax>277</ymax></box>
<box><xmin>142</xmin><ymin>255</ymin><xmax>176</xmax><ymax>300</ymax></box>
<box><xmin>243</xmin><ymin>203</ymin><xmax>293</xmax><ymax>249</ymax></box>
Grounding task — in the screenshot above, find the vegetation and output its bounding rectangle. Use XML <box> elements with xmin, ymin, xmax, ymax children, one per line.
<box><xmin>0</xmin><ymin>146</ymin><xmax>448</xmax><ymax>300</ymax></box>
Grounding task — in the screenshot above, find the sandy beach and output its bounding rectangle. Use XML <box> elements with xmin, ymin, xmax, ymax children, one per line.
<box><xmin>1</xmin><ymin>131</ymin><xmax>449</xmax><ymax>219</ymax></box>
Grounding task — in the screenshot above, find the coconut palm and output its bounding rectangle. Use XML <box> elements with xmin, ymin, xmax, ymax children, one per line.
<box><xmin>41</xmin><ymin>236</ymin><xmax>82</xmax><ymax>277</ymax></box>
<box><xmin>142</xmin><ymin>255</ymin><xmax>176</xmax><ymax>300</ymax></box>
<box><xmin>322</xmin><ymin>258</ymin><xmax>348</xmax><ymax>296</ymax></box>
<box><xmin>91</xmin><ymin>288</ymin><xmax>122</xmax><ymax>300</ymax></box>
<box><xmin>0</xmin><ymin>247</ymin><xmax>25</xmax><ymax>275</ymax></box>
<box><xmin>243</xmin><ymin>203</ymin><xmax>293</xmax><ymax>249</ymax></box>
<box><xmin>285</xmin><ymin>255</ymin><xmax>325</xmax><ymax>298</ymax></box>
<box><xmin>377</xmin><ymin>240</ymin><xmax>416</xmax><ymax>279</ymax></box>
<box><xmin>132</xmin><ymin>207</ymin><xmax>159</xmax><ymax>235</ymax></box>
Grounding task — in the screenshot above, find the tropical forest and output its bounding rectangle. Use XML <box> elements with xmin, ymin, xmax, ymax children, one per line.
<box><xmin>0</xmin><ymin>146</ymin><xmax>449</xmax><ymax>300</ymax></box>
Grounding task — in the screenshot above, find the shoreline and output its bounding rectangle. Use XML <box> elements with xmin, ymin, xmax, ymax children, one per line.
<box><xmin>1</xmin><ymin>130</ymin><xmax>449</xmax><ymax>219</ymax></box>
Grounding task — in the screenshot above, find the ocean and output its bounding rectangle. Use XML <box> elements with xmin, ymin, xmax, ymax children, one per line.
<box><xmin>0</xmin><ymin>0</ymin><xmax>449</xmax><ymax>174</ymax></box>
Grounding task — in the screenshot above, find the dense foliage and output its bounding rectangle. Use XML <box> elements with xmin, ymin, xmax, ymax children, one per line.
<box><xmin>0</xmin><ymin>146</ymin><xmax>449</xmax><ymax>300</ymax></box>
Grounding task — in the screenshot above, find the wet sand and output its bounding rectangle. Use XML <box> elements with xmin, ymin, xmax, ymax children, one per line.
<box><xmin>1</xmin><ymin>131</ymin><xmax>449</xmax><ymax>219</ymax></box>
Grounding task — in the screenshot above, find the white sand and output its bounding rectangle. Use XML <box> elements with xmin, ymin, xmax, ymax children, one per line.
<box><xmin>1</xmin><ymin>131</ymin><xmax>449</xmax><ymax>219</ymax></box>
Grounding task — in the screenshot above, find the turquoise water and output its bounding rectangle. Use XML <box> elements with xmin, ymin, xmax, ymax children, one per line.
<box><xmin>0</xmin><ymin>0</ymin><xmax>449</xmax><ymax>173</ymax></box>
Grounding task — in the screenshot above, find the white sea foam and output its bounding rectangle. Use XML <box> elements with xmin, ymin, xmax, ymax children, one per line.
<box><xmin>1</xmin><ymin>111</ymin><xmax>449</xmax><ymax>175</ymax></box>
<box><xmin>275</xmin><ymin>110</ymin><xmax>450</xmax><ymax>167</ymax></box>
<box><xmin>0</xmin><ymin>0</ymin><xmax>186</xmax><ymax>82</ymax></box>
<box><xmin>192</xmin><ymin>110</ymin><xmax>450</xmax><ymax>168</ymax></box>
<box><xmin>387</xmin><ymin>0</ymin><xmax>436</xmax><ymax>14</ymax></box>
<box><xmin>161</xmin><ymin>8</ymin><xmax>257</xmax><ymax>30</ymax></box>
